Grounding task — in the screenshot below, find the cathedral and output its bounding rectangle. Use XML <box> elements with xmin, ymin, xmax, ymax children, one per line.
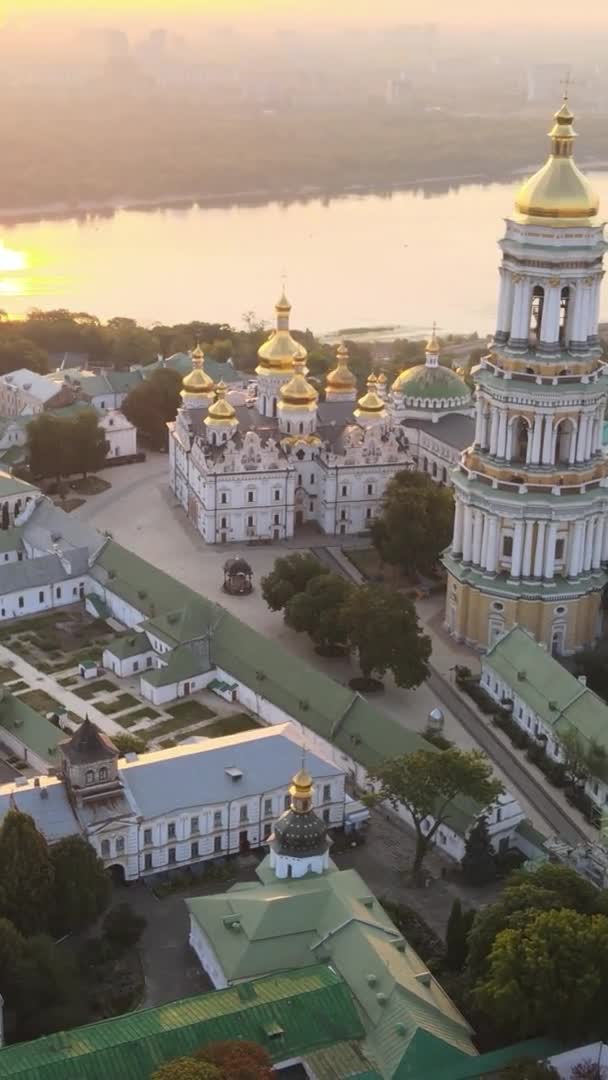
<box><xmin>444</xmin><ymin>98</ymin><xmax>608</xmax><ymax>655</ymax></box>
<box><xmin>168</xmin><ymin>300</ymin><xmax>472</xmax><ymax>542</ymax></box>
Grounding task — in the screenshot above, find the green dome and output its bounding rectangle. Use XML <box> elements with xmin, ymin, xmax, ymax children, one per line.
<box><xmin>392</xmin><ymin>364</ymin><xmax>471</xmax><ymax>408</ymax></box>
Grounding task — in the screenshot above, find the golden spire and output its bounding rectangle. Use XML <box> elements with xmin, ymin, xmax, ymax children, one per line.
<box><xmin>279</xmin><ymin>359</ymin><xmax>318</xmax><ymax>408</ymax></box>
<box><xmin>181</xmin><ymin>343</ymin><xmax>215</xmax><ymax>401</ymax></box>
<box><xmin>289</xmin><ymin>765</ymin><xmax>313</xmax><ymax>813</ymax></box>
<box><xmin>355</xmin><ymin>373</ymin><xmax>386</xmax><ymax>416</ymax></box>
<box><xmin>257</xmin><ymin>291</ymin><xmax>307</xmax><ymax>372</ymax></box>
<box><xmin>326</xmin><ymin>342</ymin><xmax>357</xmax><ymax>393</ymax></box>
<box><xmin>205</xmin><ymin>381</ymin><xmax>238</xmax><ymax>425</ymax></box>
<box><xmin>515</xmin><ymin>97</ymin><xmax>599</xmax><ymax>222</ymax></box>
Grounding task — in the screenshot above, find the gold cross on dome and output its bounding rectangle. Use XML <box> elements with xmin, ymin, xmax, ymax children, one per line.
<box><xmin>560</xmin><ymin>70</ymin><xmax>575</xmax><ymax>101</ymax></box>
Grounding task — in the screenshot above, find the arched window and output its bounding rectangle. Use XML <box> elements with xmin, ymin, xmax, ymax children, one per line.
<box><xmin>101</xmin><ymin>839</ymin><xmax>110</xmax><ymax>858</ymax></box>
<box><xmin>299</xmin><ymin>422</ymin><xmax>304</xmax><ymax>434</ymax></box>
<box><xmin>512</xmin><ymin>417</ymin><xmax>529</xmax><ymax>464</ymax></box>
<box><xmin>555</xmin><ymin>418</ymin><xmax>574</xmax><ymax>464</ymax></box>
<box><xmin>559</xmin><ymin>286</ymin><xmax>571</xmax><ymax>346</ymax></box>
<box><xmin>116</xmin><ymin>836</ymin><xmax>125</xmax><ymax>854</ymax></box>
<box><xmin>99</xmin><ymin>766</ymin><xmax>108</xmax><ymax>782</ymax></box>
<box><xmin>85</xmin><ymin>769</ymin><xmax>95</xmax><ymax>785</ymax></box>
<box><xmin>530</xmin><ymin>285</ymin><xmax>544</xmax><ymax>344</ymax></box>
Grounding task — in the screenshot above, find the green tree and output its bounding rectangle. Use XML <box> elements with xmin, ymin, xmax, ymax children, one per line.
<box><xmin>103</xmin><ymin>902</ymin><xmax>146</xmax><ymax>950</ymax></box>
<box><xmin>371</xmin><ymin>471</ymin><xmax>455</xmax><ymax>577</ymax></box>
<box><xmin>342</xmin><ymin>585</ymin><xmax>431</xmax><ymax>688</ymax></box>
<box><xmin>445</xmin><ymin>898</ymin><xmax>475</xmax><ymax>972</ymax></box>
<box><xmin>151</xmin><ymin>1060</ymin><xmax>221</xmax><ymax>1080</ymax></box>
<box><xmin>111</xmin><ymin>732</ymin><xmax>148</xmax><ymax>755</ymax></box>
<box><xmin>50</xmin><ymin>836</ymin><xmax>111</xmax><ymax>936</ymax></box>
<box><xmin>498</xmin><ymin>1061</ymin><xmax>559</xmax><ymax>1079</ymax></box>
<box><xmin>560</xmin><ymin>728</ymin><xmax>592</xmax><ymax>787</ymax></box>
<box><xmin>261</xmin><ymin>552</ymin><xmax>327</xmax><ymax>612</ymax></box>
<box><xmin>369</xmin><ymin>748</ymin><xmax>503</xmax><ymax>875</ymax></box>
<box><xmin>197</xmin><ymin>1040</ymin><xmax>274</xmax><ymax>1080</ymax></box>
<box><xmin>0</xmin><ymin>336</ymin><xmax>49</xmax><ymax>375</ymax></box>
<box><xmin>27</xmin><ymin>413</ymin><xmax>71</xmax><ymax>483</ymax></box>
<box><xmin>122</xmin><ymin>368</ymin><xmax>182</xmax><ymax>448</ymax></box>
<box><xmin>461</xmin><ymin>814</ymin><xmax>497</xmax><ymax>886</ymax></box>
<box><xmin>0</xmin><ymin>809</ymin><xmax>54</xmax><ymax>936</ymax></box>
<box><xmin>284</xmin><ymin>572</ymin><xmax>352</xmax><ymax>654</ymax></box>
<box><xmin>72</xmin><ymin>410</ymin><xmax>108</xmax><ymax>478</ymax></box>
<box><xmin>1</xmin><ymin>502</ymin><xmax>9</xmax><ymax>530</ymax></box>
<box><xmin>475</xmin><ymin>908</ymin><xmax>608</xmax><ymax>1041</ymax></box>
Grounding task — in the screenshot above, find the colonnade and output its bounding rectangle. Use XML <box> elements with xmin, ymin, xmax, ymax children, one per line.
<box><xmin>452</xmin><ymin>500</ymin><xmax>608</xmax><ymax>581</ymax></box>
<box><xmin>474</xmin><ymin>403</ymin><xmax>604</xmax><ymax>466</ymax></box>
<box><xmin>495</xmin><ymin>271</ymin><xmax>602</xmax><ymax>349</ymax></box>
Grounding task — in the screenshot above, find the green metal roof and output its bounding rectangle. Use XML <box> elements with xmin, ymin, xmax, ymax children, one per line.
<box><xmin>395</xmin><ymin>364</ymin><xmax>471</xmax><ymax>404</ymax></box>
<box><xmin>90</xmin><ymin>541</ymin><xmax>489</xmax><ymax>835</ymax></box>
<box><xmin>0</xmin><ymin>472</ymin><xmax>36</xmax><ymax>499</ymax></box>
<box><xmin>187</xmin><ymin>861</ymin><xmax>476</xmax><ymax>1079</ymax></box>
<box><xmin>423</xmin><ymin>1037</ymin><xmax>562</xmax><ymax>1079</ymax></box>
<box><xmin>0</xmin><ymin>527</ymin><xmax>23</xmax><ymax>554</ymax></box>
<box><xmin>104</xmin><ymin>630</ymin><xmax>150</xmax><ymax>660</ymax></box>
<box><xmin>141</xmin><ymin>644</ymin><xmax>209</xmax><ymax>688</ymax></box>
<box><xmin>0</xmin><ymin>966</ymin><xmax>363</xmax><ymax>1080</ymax></box>
<box><xmin>443</xmin><ymin>552</ymin><xmax>606</xmax><ymax>601</ymax></box>
<box><xmin>85</xmin><ymin>594</ymin><xmax>111</xmax><ymax>620</ymax></box>
<box><xmin>145</xmin><ymin>352</ymin><xmax>244</xmax><ymax>384</ymax></box>
<box><xmin>0</xmin><ymin>689</ymin><xmax>65</xmax><ymax>763</ymax></box>
<box><xmin>485</xmin><ymin>624</ymin><xmax>608</xmax><ymax>755</ymax></box>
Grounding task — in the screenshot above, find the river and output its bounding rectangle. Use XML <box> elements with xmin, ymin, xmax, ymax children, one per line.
<box><xmin>2</xmin><ymin>173</ymin><xmax>608</xmax><ymax>337</ymax></box>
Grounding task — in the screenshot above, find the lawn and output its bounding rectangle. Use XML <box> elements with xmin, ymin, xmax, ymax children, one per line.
<box><xmin>145</xmin><ymin>705</ymin><xmax>216</xmax><ymax>740</ymax></box>
<box><xmin>58</xmin><ymin>675</ymin><xmax>79</xmax><ymax>688</ymax></box>
<box><xmin>69</xmin><ymin>476</ymin><xmax>111</xmax><ymax>495</ymax></box>
<box><xmin>97</xmin><ymin>693</ymin><xmax>140</xmax><ymax>716</ymax></box>
<box><xmin>6</xmin><ymin>679</ymin><xmax>27</xmax><ymax>692</ymax></box>
<box><xmin>343</xmin><ymin>546</ymin><xmax>404</xmax><ymax>584</ymax></box>
<box><xmin>73</xmin><ymin>678</ymin><xmax>118</xmax><ymax>701</ymax></box>
<box><xmin>167</xmin><ymin>700</ymin><xmax>215</xmax><ymax>724</ymax></box>
<box><xmin>186</xmin><ymin>714</ymin><xmax>260</xmax><ymax>740</ymax></box>
<box><xmin>18</xmin><ymin>689</ymin><xmax>63</xmax><ymax>715</ymax></box>
<box><xmin>0</xmin><ymin>665</ymin><xmax>17</xmax><ymax>684</ymax></box>
<box><xmin>159</xmin><ymin>738</ymin><xmax>177</xmax><ymax>749</ymax></box>
<box><xmin>123</xmin><ymin>706</ymin><xmax>161</xmax><ymax>723</ymax></box>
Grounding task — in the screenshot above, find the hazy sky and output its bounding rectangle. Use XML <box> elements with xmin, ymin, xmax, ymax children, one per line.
<box><xmin>2</xmin><ymin>0</ymin><xmax>603</xmax><ymax>27</ymax></box>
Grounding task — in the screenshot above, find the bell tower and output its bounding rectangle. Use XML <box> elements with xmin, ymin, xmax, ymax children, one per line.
<box><xmin>444</xmin><ymin>98</ymin><xmax>608</xmax><ymax>656</ymax></box>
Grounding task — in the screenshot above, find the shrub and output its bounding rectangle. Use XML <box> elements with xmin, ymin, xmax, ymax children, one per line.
<box><xmin>102</xmin><ymin>903</ymin><xmax>146</xmax><ymax>950</ymax></box>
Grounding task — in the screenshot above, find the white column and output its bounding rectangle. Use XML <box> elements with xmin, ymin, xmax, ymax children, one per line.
<box><xmin>474</xmin><ymin>405</ymin><xmax>484</xmax><ymax>447</ymax></box>
<box><xmin>462</xmin><ymin>505</ymin><xmax>473</xmax><ymax>563</ymax></box>
<box><xmin>602</xmin><ymin>512</ymin><xmax>608</xmax><ymax>562</ymax></box>
<box><xmin>511</xmin><ymin>280</ymin><xmax>532</xmax><ymax>341</ymax></box>
<box><xmin>569</xmin><ymin>284</ymin><xmax>586</xmax><ymax>343</ymax></box>
<box><xmin>575</xmin><ymin>415</ymin><xmax>588</xmax><ymax>463</ymax></box>
<box><xmin>531</xmin><ymin>413</ymin><xmax>543</xmax><ymax>465</ymax></box>
<box><xmin>485</xmin><ymin>516</ymin><xmax>499</xmax><ymax>573</ymax></box>
<box><xmin>472</xmin><ymin>511</ymin><xmax>484</xmax><ymax>566</ymax></box>
<box><xmin>510</xmin><ymin>521</ymin><xmax>525</xmax><ymax>579</ymax></box>
<box><xmin>489</xmin><ymin>408</ymin><xmax>499</xmax><ymax>456</ymax></box>
<box><xmin>592</xmin><ymin>517</ymin><xmax>604</xmax><ymax>570</ymax></box>
<box><xmin>505</xmin><ymin>419</ymin><xmax>514</xmax><ymax>461</ymax></box>
<box><xmin>533</xmin><ymin>521</ymin><xmax>546</xmax><ymax>578</ymax></box>
<box><xmin>579</xmin><ymin>284</ymin><xmax>592</xmax><ymax>344</ymax></box>
<box><xmin>497</xmin><ymin>410</ymin><xmax>507</xmax><ymax>459</ymax></box>
<box><xmin>590</xmin><ymin>279</ymin><xmax>602</xmax><ymax>339</ymax></box>
<box><xmin>496</xmin><ymin>271</ymin><xmax>515</xmax><ymax>336</ymax></box>
<box><xmin>522</xmin><ymin>520</ymin><xmax>535</xmax><ymax>578</ymax></box>
<box><xmin>539</xmin><ymin>286</ymin><xmax>561</xmax><ymax>348</ymax></box>
<box><xmin>541</xmin><ymin>416</ymin><xmax>553</xmax><ymax>465</ymax></box>
<box><xmin>585</xmin><ymin>415</ymin><xmax>594</xmax><ymax>460</ymax></box>
<box><xmin>568</xmin><ymin>519</ymin><xmax>585</xmax><ymax>577</ymax></box>
<box><xmin>568</xmin><ymin>423</ymin><xmax>577</xmax><ymax>465</ymax></box>
<box><xmin>544</xmin><ymin>522</ymin><xmax>558</xmax><ymax>581</ymax></box>
<box><xmin>480</xmin><ymin>408</ymin><xmax>489</xmax><ymax>450</ymax></box>
<box><xmin>583</xmin><ymin>519</ymin><xmax>594</xmax><ymax>573</ymax></box>
<box><xmin>452</xmin><ymin>500</ymin><xmax>464</xmax><ymax>555</ymax></box>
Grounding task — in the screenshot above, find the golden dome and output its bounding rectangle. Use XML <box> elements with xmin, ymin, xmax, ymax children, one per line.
<box><xmin>326</xmin><ymin>342</ymin><xmax>357</xmax><ymax>391</ymax></box>
<box><xmin>355</xmin><ymin>375</ymin><xmax>386</xmax><ymax>415</ymax></box>
<box><xmin>377</xmin><ymin>372</ymin><xmax>387</xmax><ymax>384</ymax></box>
<box><xmin>204</xmin><ymin>382</ymin><xmax>238</xmax><ymax>425</ymax></box>
<box><xmin>256</xmin><ymin>291</ymin><xmax>308</xmax><ymax>372</ymax></box>
<box><xmin>279</xmin><ymin>360</ymin><xmax>318</xmax><ymax>409</ymax></box>
<box><xmin>515</xmin><ymin>100</ymin><xmax>599</xmax><ymax>223</ymax></box>
<box><xmin>291</xmin><ymin>767</ymin><xmax>312</xmax><ymax>791</ymax></box>
<box><xmin>181</xmin><ymin>344</ymin><xmax>215</xmax><ymax>400</ymax></box>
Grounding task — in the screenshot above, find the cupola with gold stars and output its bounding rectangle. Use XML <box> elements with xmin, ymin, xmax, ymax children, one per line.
<box><xmin>269</xmin><ymin>763</ymin><xmax>330</xmax><ymax>880</ymax></box>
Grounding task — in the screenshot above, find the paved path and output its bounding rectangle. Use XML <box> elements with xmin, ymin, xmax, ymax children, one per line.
<box><xmin>0</xmin><ymin>646</ymin><xmax>124</xmax><ymax>737</ymax></box>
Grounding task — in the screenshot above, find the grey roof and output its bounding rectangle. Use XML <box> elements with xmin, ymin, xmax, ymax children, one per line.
<box><xmin>23</xmin><ymin>497</ymin><xmax>102</xmax><ymax>557</ymax></box>
<box><xmin>0</xmin><ymin>777</ymin><xmax>79</xmax><ymax>843</ymax></box>
<box><xmin>119</xmin><ymin>725</ymin><xmax>341</xmax><ymax>819</ymax></box>
<box><xmin>317</xmin><ymin>401</ymin><xmax>357</xmax><ymax>426</ymax></box>
<box><xmin>0</xmin><ymin>549</ymin><xmax>89</xmax><ymax>593</ymax></box>
<box><xmin>402</xmin><ymin>413</ymin><xmax>475</xmax><ymax>451</ymax></box>
<box><xmin>1</xmin><ymin>370</ymin><xmax>62</xmax><ymax>404</ymax></box>
<box><xmin>61</xmin><ymin>717</ymin><xmax>119</xmax><ymax>765</ymax></box>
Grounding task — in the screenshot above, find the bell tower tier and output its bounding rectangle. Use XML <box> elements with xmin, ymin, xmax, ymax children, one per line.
<box><xmin>444</xmin><ymin>99</ymin><xmax>608</xmax><ymax>656</ymax></box>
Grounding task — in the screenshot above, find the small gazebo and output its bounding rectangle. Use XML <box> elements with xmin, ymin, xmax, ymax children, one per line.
<box><xmin>222</xmin><ymin>557</ymin><xmax>253</xmax><ymax>596</ymax></box>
